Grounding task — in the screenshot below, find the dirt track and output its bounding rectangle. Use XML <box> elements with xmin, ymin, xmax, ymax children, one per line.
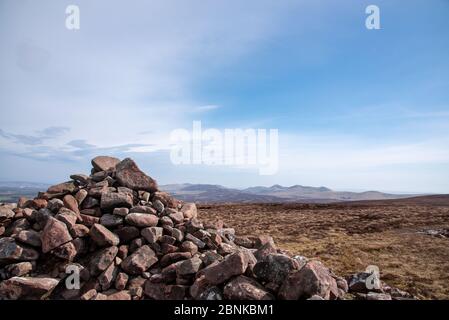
<box><xmin>199</xmin><ymin>202</ymin><xmax>449</xmax><ymax>299</ymax></box>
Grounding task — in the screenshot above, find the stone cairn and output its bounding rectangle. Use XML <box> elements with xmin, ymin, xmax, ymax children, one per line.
<box><xmin>0</xmin><ymin>156</ymin><xmax>413</xmax><ymax>300</ymax></box>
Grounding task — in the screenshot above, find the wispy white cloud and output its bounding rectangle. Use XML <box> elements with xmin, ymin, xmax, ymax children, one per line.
<box><xmin>193</xmin><ymin>105</ymin><xmax>221</xmax><ymax>112</ymax></box>
<box><xmin>0</xmin><ymin>0</ymin><xmax>293</xmax><ymax>155</ymax></box>
<box><xmin>0</xmin><ymin>127</ymin><xmax>70</xmax><ymax>145</ymax></box>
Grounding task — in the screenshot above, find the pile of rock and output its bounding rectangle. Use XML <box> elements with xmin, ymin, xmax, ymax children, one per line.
<box><xmin>0</xmin><ymin>156</ymin><xmax>410</xmax><ymax>300</ymax></box>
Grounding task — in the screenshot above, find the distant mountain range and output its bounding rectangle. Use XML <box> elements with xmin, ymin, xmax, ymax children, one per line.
<box><xmin>0</xmin><ymin>182</ymin><xmax>50</xmax><ymax>203</ymax></box>
<box><xmin>0</xmin><ymin>181</ymin><xmax>50</xmax><ymax>189</ymax></box>
<box><xmin>160</xmin><ymin>183</ymin><xmax>418</xmax><ymax>203</ymax></box>
<box><xmin>0</xmin><ymin>181</ymin><xmax>420</xmax><ymax>204</ymax></box>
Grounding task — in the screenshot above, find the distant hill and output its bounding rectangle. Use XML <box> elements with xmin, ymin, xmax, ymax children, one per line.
<box><xmin>243</xmin><ymin>184</ymin><xmax>332</xmax><ymax>194</ymax></box>
<box><xmin>0</xmin><ymin>181</ymin><xmax>50</xmax><ymax>189</ymax></box>
<box><xmin>0</xmin><ymin>181</ymin><xmax>49</xmax><ymax>203</ymax></box>
<box><xmin>340</xmin><ymin>194</ymin><xmax>449</xmax><ymax>207</ymax></box>
<box><xmin>161</xmin><ymin>183</ymin><xmax>417</xmax><ymax>203</ymax></box>
<box><xmin>161</xmin><ymin>183</ymin><xmax>286</xmax><ymax>203</ymax></box>
<box><xmin>242</xmin><ymin>184</ymin><xmax>415</xmax><ymax>201</ymax></box>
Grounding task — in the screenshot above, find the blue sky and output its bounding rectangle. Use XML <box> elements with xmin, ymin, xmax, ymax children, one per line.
<box><xmin>0</xmin><ymin>0</ymin><xmax>448</xmax><ymax>193</ymax></box>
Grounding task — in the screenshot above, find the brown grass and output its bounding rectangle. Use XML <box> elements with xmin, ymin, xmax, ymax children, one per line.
<box><xmin>198</xmin><ymin>203</ymin><xmax>449</xmax><ymax>299</ymax></box>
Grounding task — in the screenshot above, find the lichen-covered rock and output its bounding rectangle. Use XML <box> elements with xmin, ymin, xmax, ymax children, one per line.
<box><xmin>115</xmin><ymin>158</ymin><xmax>158</xmax><ymax>192</ymax></box>
<box><xmin>0</xmin><ymin>238</ymin><xmax>39</xmax><ymax>266</ymax></box>
<box><xmin>141</xmin><ymin>227</ymin><xmax>163</xmax><ymax>244</ymax></box>
<box><xmin>41</xmin><ymin>217</ymin><xmax>73</xmax><ymax>253</ymax></box>
<box><xmin>121</xmin><ymin>245</ymin><xmax>158</xmax><ymax>275</ymax></box>
<box><xmin>278</xmin><ymin>261</ymin><xmax>340</xmax><ymax>300</ymax></box>
<box><xmin>181</xmin><ymin>203</ymin><xmax>197</xmax><ymax>219</ymax></box>
<box><xmin>47</xmin><ymin>182</ymin><xmax>76</xmax><ymax>194</ymax></box>
<box><xmin>89</xmin><ymin>246</ymin><xmax>118</xmax><ymax>276</ymax></box>
<box><xmin>176</xmin><ymin>256</ymin><xmax>203</xmax><ymax>276</ymax></box>
<box><xmin>63</xmin><ymin>194</ymin><xmax>80</xmax><ymax>217</ymax></box>
<box><xmin>347</xmin><ymin>271</ymin><xmax>381</xmax><ymax>293</ymax></box>
<box><xmin>200</xmin><ymin>251</ymin><xmax>249</xmax><ymax>285</ymax></box>
<box><xmin>224</xmin><ymin>275</ymin><xmax>274</xmax><ymax>300</ymax></box>
<box><xmin>0</xmin><ymin>206</ymin><xmax>15</xmax><ymax>221</ymax></box>
<box><xmin>15</xmin><ymin>230</ymin><xmax>42</xmax><ymax>247</ymax></box>
<box><xmin>100</xmin><ymin>192</ymin><xmax>133</xmax><ymax>210</ymax></box>
<box><xmin>4</xmin><ymin>262</ymin><xmax>34</xmax><ymax>278</ymax></box>
<box><xmin>89</xmin><ymin>224</ymin><xmax>120</xmax><ymax>247</ymax></box>
<box><xmin>0</xmin><ymin>276</ymin><xmax>59</xmax><ymax>300</ymax></box>
<box><xmin>253</xmin><ymin>253</ymin><xmax>299</xmax><ymax>290</ymax></box>
<box><xmin>125</xmin><ymin>213</ymin><xmax>158</xmax><ymax>228</ymax></box>
<box><xmin>91</xmin><ymin>156</ymin><xmax>120</xmax><ymax>172</ymax></box>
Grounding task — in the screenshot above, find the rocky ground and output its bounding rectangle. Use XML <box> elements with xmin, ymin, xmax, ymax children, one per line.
<box><xmin>0</xmin><ymin>156</ymin><xmax>415</xmax><ymax>300</ymax></box>
<box><xmin>198</xmin><ymin>203</ymin><xmax>449</xmax><ymax>299</ymax></box>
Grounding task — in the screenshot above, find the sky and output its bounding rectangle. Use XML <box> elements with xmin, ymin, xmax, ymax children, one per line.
<box><xmin>0</xmin><ymin>0</ymin><xmax>448</xmax><ymax>193</ymax></box>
